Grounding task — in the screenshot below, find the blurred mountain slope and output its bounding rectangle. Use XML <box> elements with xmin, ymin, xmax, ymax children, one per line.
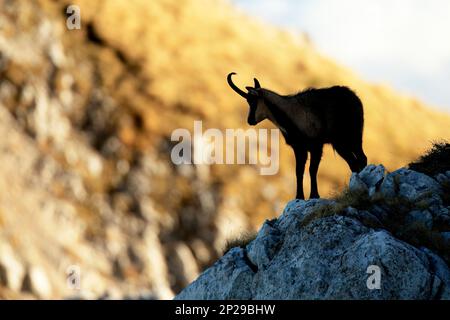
<box><xmin>0</xmin><ymin>0</ymin><xmax>449</xmax><ymax>298</ymax></box>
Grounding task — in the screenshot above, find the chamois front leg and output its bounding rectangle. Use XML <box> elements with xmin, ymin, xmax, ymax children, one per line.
<box><xmin>309</xmin><ymin>145</ymin><xmax>323</xmax><ymax>199</ymax></box>
<box><xmin>293</xmin><ymin>146</ymin><xmax>307</xmax><ymax>199</ymax></box>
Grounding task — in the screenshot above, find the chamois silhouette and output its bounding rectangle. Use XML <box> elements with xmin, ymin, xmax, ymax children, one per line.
<box><xmin>227</xmin><ymin>73</ymin><xmax>367</xmax><ymax>199</ymax></box>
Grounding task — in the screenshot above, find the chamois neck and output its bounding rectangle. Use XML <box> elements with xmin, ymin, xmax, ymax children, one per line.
<box><xmin>260</xmin><ymin>89</ymin><xmax>292</xmax><ymax>134</ymax></box>
<box><xmin>261</xmin><ymin>89</ymin><xmax>286</xmax><ymax>107</ymax></box>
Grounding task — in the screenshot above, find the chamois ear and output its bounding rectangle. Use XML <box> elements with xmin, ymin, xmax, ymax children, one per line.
<box><xmin>254</xmin><ymin>78</ymin><xmax>261</xmax><ymax>89</ymax></box>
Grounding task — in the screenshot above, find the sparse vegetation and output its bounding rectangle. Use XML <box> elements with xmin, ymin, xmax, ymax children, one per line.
<box><xmin>409</xmin><ymin>141</ymin><xmax>450</xmax><ymax>206</ymax></box>
<box><xmin>395</xmin><ymin>222</ymin><xmax>449</xmax><ymax>263</ymax></box>
<box><xmin>333</xmin><ymin>188</ymin><xmax>372</xmax><ymax>210</ymax></box>
<box><xmin>442</xmin><ymin>180</ymin><xmax>450</xmax><ymax>207</ymax></box>
<box><xmin>300</xmin><ymin>188</ymin><xmax>415</xmax><ymax>228</ymax></box>
<box><xmin>300</xmin><ymin>202</ymin><xmax>346</xmax><ymax>227</ymax></box>
<box><xmin>409</xmin><ymin>141</ymin><xmax>450</xmax><ymax>176</ymax></box>
<box><xmin>223</xmin><ymin>231</ymin><xmax>258</xmax><ymax>255</ymax></box>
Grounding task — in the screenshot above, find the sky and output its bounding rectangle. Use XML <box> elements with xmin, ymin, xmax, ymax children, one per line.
<box><xmin>232</xmin><ymin>0</ymin><xmax>450</xmax><ymax>111</ymax></box>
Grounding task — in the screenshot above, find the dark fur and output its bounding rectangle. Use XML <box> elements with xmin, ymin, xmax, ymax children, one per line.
<box><xmin>228</xmin><ymin>73</ymin><xmax>367</xmax><ymax>199</ymax></box>
<box><xmin>267</xmin><ymin>87</ymin><xmax>367</xmax><ymax>199</ymax></box>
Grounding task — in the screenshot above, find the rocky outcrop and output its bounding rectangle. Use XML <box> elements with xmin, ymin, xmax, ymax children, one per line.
<box><xmin>176</xmin><ymin>166</ymin><xmax>450</xmax><ymax>300</ymax></box>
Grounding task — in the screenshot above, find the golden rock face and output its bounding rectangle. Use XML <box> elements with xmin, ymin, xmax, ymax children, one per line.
<box><xmin>0</xmin><ymin>0</ymin><xmax>449</xmax><ymax>298</ymax></box>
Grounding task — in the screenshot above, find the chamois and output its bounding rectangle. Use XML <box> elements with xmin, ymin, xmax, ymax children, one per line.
<box><xmin>227</xmin><ymin>72</ymin><xmax>367</xmax><ymax>199</ymax></box>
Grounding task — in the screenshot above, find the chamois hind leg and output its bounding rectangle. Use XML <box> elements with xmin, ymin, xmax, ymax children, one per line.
<box><xmin>309</xmin><ymin>145</ymin><xmax>323</xmax><ymax>199</ymax></box>
<box><xmin>334</xmin><ymin>144</ymin><xmax>360</xmax><ymax>173</ymax></box>
<box><xmin>293</xmin><ymin>146</ymin><xmax>307</xmax><ymax>200</ymax></box>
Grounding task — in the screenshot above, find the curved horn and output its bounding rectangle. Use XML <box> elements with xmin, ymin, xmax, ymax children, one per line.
<box><xmin>254</xmin><ymin>78</ymin><xmax>261</xmax><ymax>89</ymax></box>
<box><xmin>227</xmin><ymin>72</ymin><xmax>248</xmax><ymax>99</ymax></box>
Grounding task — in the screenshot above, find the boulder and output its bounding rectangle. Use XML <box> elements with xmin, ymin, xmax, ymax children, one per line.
<box><xmin>380</xmin><ymin>168</ymin><xmax>442</xmax><ymax>204</ymax></box>
<box><xmin>175</xmin><ymin>247</ymin><xmax>255</xmax><ymax>300</ymax></box>
<box><xmin>405</xmin><ymin>210</ymin><xmax>433</xmax><ymax>230</ymax></box>
<box><xmin>176</xmin><ymin>201</ymin><xmax>450</xmax><ymax>300</ymax></box>
<box><xmin>349</xmin><ymin>173</ymin><xmax>369</xmax><ymax>195</ymax></box>
<box><xmin>359</xmin><ymin>165</ymin><xmax>386</xmax><ymax>187</ymax></box>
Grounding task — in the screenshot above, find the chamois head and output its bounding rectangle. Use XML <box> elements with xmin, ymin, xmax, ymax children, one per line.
<box><xmin>227</xmin><ymin>72</ymin><xmax>269</xmax><ymax>126</ymax></box>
